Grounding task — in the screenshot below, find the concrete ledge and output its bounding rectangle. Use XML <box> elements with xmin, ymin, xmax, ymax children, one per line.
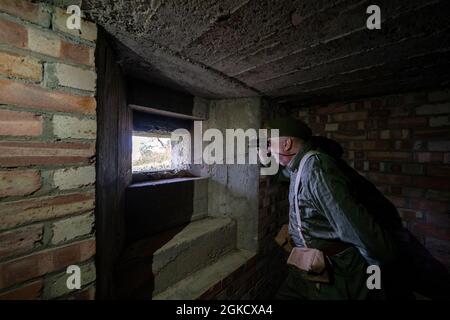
<box><xmin>153</xmin><ymin>249</ymin><xmax>255</xmax><ymax>300</ymax></box>
<box><xmin>117</xmin><ymin>217</ymin><xmax>237</xmax><ymax>297</ymax></box>
<box><xmin>125</xmin><ymin>177</ymin><xmax>209</xmax><ymax>241</ymax></box>
<box><xmin>129</xmin><ymin>176</ymin><xmax>208</xmax><ymax>188</ymax></box>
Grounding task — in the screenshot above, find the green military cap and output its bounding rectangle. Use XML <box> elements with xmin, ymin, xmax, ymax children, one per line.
<box><xmin>264</xmin><ymin>117</ymin><xmax>312</xmax><ymax>141</ymax></box>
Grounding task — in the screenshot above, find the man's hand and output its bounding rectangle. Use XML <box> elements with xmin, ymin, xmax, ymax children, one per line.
<box><xmin>275</xmin><ymin>224</ymin><xmax>293</xmax><ymax>253</ymax></box>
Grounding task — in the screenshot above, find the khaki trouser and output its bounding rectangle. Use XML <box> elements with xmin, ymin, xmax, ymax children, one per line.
<box><xmin>276</xmin><ymin>247</ymin><xmax>383</xmax><ymax>300</ymax></box>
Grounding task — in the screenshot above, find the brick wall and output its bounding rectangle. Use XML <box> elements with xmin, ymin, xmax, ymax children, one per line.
<box><xmin>0</xmin><ymin>0</ymin><xmax>97</xmax><ymax>299</ymax></box>
<box><xmin>290</xmin><ymin>89</ymin><xmax>450</xmax><ymax>270</ymax></box>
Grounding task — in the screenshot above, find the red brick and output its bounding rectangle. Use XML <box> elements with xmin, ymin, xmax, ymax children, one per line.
<box><xmin>367</xmin><ymin>151</ymin><xmax>411</xmax><ymax>161</ymax></box>
<box><xmin>415</xmin><ymin>152</ymin><xmax>443</xmax><ymax>163</ymax></box>
<box><xmin>387</xmin><ymin>117</ymin><xmax>427</xmax><ymax>128</ymax></box>
<box><xmin>198</xmin><ymin>280</ymin><xmax>223</xmax><ymax>300</ymax></box>
<box><xmin>66</xmin><ymin>285</ymin><xmax>95</xmax><ymax>300</ymax></box>
<box><xmin>315</xmin><ymin>104</ymin><xmax>349</xmax><ymax>115</ymax></box>
<box><xmin>413</xmin><ymin>176</ymin><xmax>450</xmax><ymax>190</ymax></box>
<box><xmin>331</xmin><ymin>111</ymin><xmax>367</xmax><ymax>122</ymax></box>
<box><xmin>428</xmin><ymin>141</ymin><xmax>450</xmax><ymax>152</ymax></box>
<box><xmin>0</xmin><ymin>18</ymin><xmax>27</xmax><ymax>48</ymax></box>
<box><xmin>60</xmin><ymin>41</ymin><xmax>94</xmax><ymax>66</ymax></box>
<box><xmin>369</xmin><ymin>109</ymin><xmax>391</xmax><ymax>118</ymax></box>
<box><xmin>332</xmin><ymin>131</ymin><xmax>366</xmax><ymax>140</ymax></box>
<box><xmin>429</xmin><ymin>115</ymin><xmax>450</xmax><ymax>127</ymax></box>
<box><xmin>386</xmin><ymin>95</ymin><xmax>405</xmax><ymax>108</ymax></box>
<box><xmin>398</xmin><ymin>209</ymin><xmax>420</xmax><ymax>222</ymax></box>
<box><xmin>352</xmin><ymin>101</ymin><xmax>364</xmax><ymax>110</ymax></box>
<box><xmin>0</xmin><ymin>238</ymin><xmax>95</xmax><ymax>290</ymax></box>
<box><xmin>371</xmin><ymin>100</ymin><xmax>383</xmax><ymax>109</ymax></box>
<box><xmin>0</xmin><ymin>17</ymin><xmax>93</xmax><ymax>66</ymax></box>
<box><xmin>389</xmin><ymin>106</ymin><xmax>411</xmax><ymax>118</ymax></box>
<box><xmin>0</xmin><ymin>192</ymin><xmax>95</xmax><ymax>230</ymax></box>
<box><xmin>368</xmin><ymin>130</ymin><xmax>378</xmax><ymax>139</ymax></box>
<box><xmin>394</xmin><ymin>140</ymin><xmax>413</xmax><ymax>150</ymax></box>
<box><xmin>426</xmin><ymin>212</ymin><xmax>450</xmax><ymax>228</ymax></box>
<box><xmin>428</xmin><ymin>90</ymin><xmax>450</xmax><ymax>103</ymax></box>
<box><xmin>412</xmin><ymin>224</ymin><xmax>450</xmax><ymax>242</ymax></box>
<box><xmin>386</xmin><ymin>195</ymin><xmax>406</xmax><ymax>208</ymax></box>
<box><xmin>309</xmin><ymin>123</ymin><xmax>325</xmax><ymax>132</ymax></box>
<box><xmin>424</xmin><ymin>239</ymin><xmax>450</xmax><ymax>268</ymax></box>
<box><xmin>367</xmin><ymin>173</ymin><xmax>412</xmax><ymax>185</ymax></box>
<box><xmin>0</xmin><ymin>79</ymin><xmax>96</xmax><ymax>114</ymax></box>
<box><xmin>389</xmin><ymin>186</ymin><xmax>402</xmax><ymax>195</ymax></box>
<box><xmin>393</xmin><ymin>129</ymin><xmax>410</xmax><ymax>139</ymax></box>
<box><xmin>416</xmin><ymin>103</ymin><xmax>450</xmax><ymax>115</ymax></box>
<box><xmin>354</xmin><ymin>160</ymin><xmax>364</xmax><ymax>171</ymax></box>
<box><xmin>390</xmin><ymin>163</ymin><xmax>402</xmax><ymax>173</ymax></box>
<box><xmin>0</xmin><ymin>109</ymin><xmax>43</xmax><ymax>137</ymax></box>
<box><xmin>0</xmin><ymin>170</ymin><xmax>40</xmax><ymax>198</ymax></box>
<box><xmin>444</xmin><ymin>153</ymin><xmax>450</xmax><ymax>164</ymax></box>
<box><xmin>354</xmin><ymin>151</ymin><xmax>365</xmax><ymax>159</ymax></box>
<box><xmin>0</xmin><ymin>280</ymin><xmax>42</xmax><ymax>300</ymax></box>
<box><xmin>414</xmin><ymin>128</ymin><xmax>450</xmax><ymax>140</ymax></box>
<box><xmin>0</xmin><ymin>0</ymin><xmax>50</xmax><ymax>27</ymax></box>
<box><xmin>336</xmin><ymin>122</ymin><xmax>359</xmax><ymax>131</ymax></box>
<box><xmin>410</xmin><ymin>199</ymin><xmax>449</xmax><ymax>215</ymax></box>
<box><xmin>402</xmin><ymin>188</ymin><xmax>424</xmax><ymax>198</ymax></box>
<box><xmin>316</xmin><ymin>115</ymin><xmax>328</xmax><ymax>123</ymax></box>
<box><xmin>425</xmin><ymin>190</ymin><xmax>450</xmax><ymax>202</ymax></box>
<box><xmin>368</xmin><ymin>161</ymin><xmax>380</xmax><ymax>171</ymax></box>
<box><xmin>0</xmin><ymin>51</ymin><xmax>42</xmax><ymax>81</ymax></box>
<box><xmin>0</xmin><ymin>141</ymin><xmax>95</xmax><ymax>167</ymax></box>
<box><xmin>367</xmin><ymin>119</ymin><xmax>379</xmax><ymax>129</ymax></box>
<box><xmin>427</xmin><ymin>165</ymin><xmax>450</xmax><ymax>177</ymax></box>
<box><xmin>349</xmin><ymin>140</ymin><xmax>390</xmax><ymax>150</ymax></box>
<box><xmin>0</xmin><ymin>224</ymin><xmax>43</xmax><ymax>260</ymax></box>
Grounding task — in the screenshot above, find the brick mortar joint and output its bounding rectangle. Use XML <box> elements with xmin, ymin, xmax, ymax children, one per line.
<box><xmin>0</xmin><ymin>43</ymin><xmax>96</xmax><ymax>71</ymax></box>
<box><xmin>0</xmin><ymin>235</ymin><xmax>96</xmax><ymax>267</ymax></box>
<box><xmin>0</xmin><ymin>104</ymin><xmax>97</xmax><ymax>121</ymax></box>
<box><xmin>0</xmin><ymin>74</ymin><xmax>96</xmax><ymax>98</ymax></box>
<box><xmin>0</xmin><ymin>185</ymin><xmax>96</xmax><ymax>205</ymax></box>
<box><xmin>0</xmin><ymin>256</ymin><xmax>96</xmax><ymax>296</ymax></box>
<box><xmin>0</xmin><ymin>10</ymin><xmax>97</xmax><ymax>48</ymax></box>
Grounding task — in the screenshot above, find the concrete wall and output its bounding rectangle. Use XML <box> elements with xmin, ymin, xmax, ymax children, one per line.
<box><xmin>189</xmin><ymin>99</ymin><xmax>290</xmax><ymax>299</ymax></box>
<box><xmin>199</xmin><ymin>97</ymin><xmax>261</xmax><ymax>252</ymax></box>
<box><xmin>0</xmin><ymin>0</ymin><xmax>97</xmax><ymax>299</ymax></box>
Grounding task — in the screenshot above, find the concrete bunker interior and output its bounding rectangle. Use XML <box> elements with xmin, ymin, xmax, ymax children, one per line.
<box><xmin>0</xmin><ymin>0</ymin><xmax>449</xmax><ymax>300</ymax></box>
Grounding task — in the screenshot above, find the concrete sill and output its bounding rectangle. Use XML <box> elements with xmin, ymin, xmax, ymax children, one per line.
<box><xmin>116</xmin><ymin>217</ymin><xmax>237</xmax><ymax>298</ymax></box>
<box><xmin>129</xmin><ymin>176</ymin><xmax>208</xmax><ymax>188</ymax></box>
<box><xmin>153</xmin><ymin>249</ymin><xmax>255</xmax><ymax>300</ymax></box>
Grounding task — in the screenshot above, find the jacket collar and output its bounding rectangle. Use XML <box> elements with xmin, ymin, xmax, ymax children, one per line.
<box><xmin>286</xmin><ymin>139</ymin><xmax>314</xmax><ymax>173</ymax></box>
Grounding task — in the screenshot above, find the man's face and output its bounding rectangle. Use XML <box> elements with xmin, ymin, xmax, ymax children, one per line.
<box><xmin>268</xmin><ymin>136</ymin><xmax>298</xmax><ymax>167</ymax></box>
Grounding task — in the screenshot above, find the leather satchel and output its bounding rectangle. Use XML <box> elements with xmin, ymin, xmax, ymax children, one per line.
<box><xmin>275</xmin><ymin>224</ymin><xmax>294</xmax><ymax>253</ymax></box>
<box><xmin>287</xmin><ymin>247</ymin><xmax>330</xmax><ymax>283</ymax></box>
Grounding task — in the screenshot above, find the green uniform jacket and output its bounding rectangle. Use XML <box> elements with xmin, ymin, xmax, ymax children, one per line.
<box><xmin>278</xmin><ymin>139</ymin><xmax>397</xmax><ymax>299</ymax></box>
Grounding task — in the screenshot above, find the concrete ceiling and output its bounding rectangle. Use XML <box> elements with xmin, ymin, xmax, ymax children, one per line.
<box><xmin>83</xmin><ymin>0</ymin><xmax>450</xmax><ymax>105</ymax></box>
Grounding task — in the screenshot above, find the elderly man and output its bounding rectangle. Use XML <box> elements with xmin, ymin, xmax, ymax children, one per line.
<box><xmin>264</xmin><ymin>117</ymin><xmax>450</xmax><ymax>300</ymax></box>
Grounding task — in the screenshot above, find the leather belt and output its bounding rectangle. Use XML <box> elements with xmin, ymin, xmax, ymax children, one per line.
<box><xmin>311</xmin><ymin>241</ymin><xmax>353</xmax><ymax>257</ymax></box>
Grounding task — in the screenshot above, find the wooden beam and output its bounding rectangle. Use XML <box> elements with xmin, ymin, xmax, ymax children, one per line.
<box><xmin>95</xmin><ymin>27</ymin><xmax>132</xmax><ymax>299</ymax></box>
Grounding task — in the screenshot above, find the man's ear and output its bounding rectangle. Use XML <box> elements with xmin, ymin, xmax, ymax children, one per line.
<box><xmin>284</xmin><ymin>137</ymin><xmax>293</xmax><ymax>151</ymax></box>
